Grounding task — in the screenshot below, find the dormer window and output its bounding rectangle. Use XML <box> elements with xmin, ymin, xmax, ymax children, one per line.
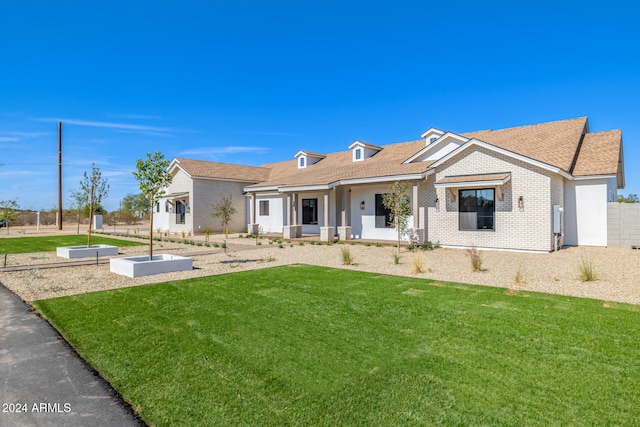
<box><xmin>420</xmin><ymin>128</ymin><xmax>446</xmax><ymax>146</ymax></box>
<box><xmin>295</xmin><ymin>150</ymin><xmax>325</xmax><ymax>169</ymax></box>
<box><xmin>349</xmin><ymin>140</ymin><xmax>382</xmax><ymax>162</ymax></box>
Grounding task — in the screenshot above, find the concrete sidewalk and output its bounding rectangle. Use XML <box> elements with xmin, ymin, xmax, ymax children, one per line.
<box><xmin>0</xmin><ymin>285</ymin><xmax>145</xmax><ymax>427</ymax></box>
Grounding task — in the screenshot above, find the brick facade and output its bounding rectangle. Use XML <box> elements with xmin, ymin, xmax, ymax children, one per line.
<box><xmin>425</xmin><ymin>146</ymin><xmax>563</xmax><ymax>252</ymax></box>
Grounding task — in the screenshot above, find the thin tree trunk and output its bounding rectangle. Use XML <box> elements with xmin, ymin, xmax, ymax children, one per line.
<box><xmin>87</xmin><ymin>194</ymin><xmax>94</xmax><ymax>247</ymax></box>
<box><xmin>149</xmin><ymin>199</ymin><xmax>154</xmax><ymax>261</ymax></box>
<box><xmin>77</xmin><ymin>210</ymin><xmax>80</xmax><ymax>235</ymax></box>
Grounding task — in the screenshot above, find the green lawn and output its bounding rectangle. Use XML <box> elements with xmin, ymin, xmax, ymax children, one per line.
<box><xmin>33</xmin><ymin>266</ymin><xmax>640</xmax><ymax>426</ymax></box>
<box><xmin>0</xmin><ymin>235</ymin><xmax>145</xmax><ymax>254</ymax></box>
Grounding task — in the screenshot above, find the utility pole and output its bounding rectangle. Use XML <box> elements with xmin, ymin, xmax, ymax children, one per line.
<box><xmin>58</xmin><ymin>121</ymin><xmax>63</xmax><ymax>230</ymax></box>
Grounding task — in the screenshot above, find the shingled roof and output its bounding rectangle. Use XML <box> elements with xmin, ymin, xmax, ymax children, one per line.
<box><xmin>172</xmin><ymin>158</ymin><xmax>271</xmax><ymax>182</ymax></box>
<box><xmin>172</xmin><ymin>117</ymin><xmax>623</xmax><ymax>191</ymax></box>
<box><xmin>461</xmin><ymin>117</ymin><xmax>589</xmax><ymax>173</ymax></box>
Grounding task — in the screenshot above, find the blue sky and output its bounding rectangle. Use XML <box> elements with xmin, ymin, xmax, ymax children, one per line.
<box><xmin>1</xmin><ymin>0</ymin><xmax>638</xmax><ymax>211</ymax></box>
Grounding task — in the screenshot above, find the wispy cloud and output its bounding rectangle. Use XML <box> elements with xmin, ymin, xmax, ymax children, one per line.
<box><xmin>33</xmin><ymin>117</ymin><xmax>175</xmax><ymax>133</ymax></box>
<box><xmin>0</xmin><ymin>137</ymin><xmax>19</xmax><ymax>142</ymax></box>
<box><xmin>238</xmin><ymin>130</ymin><xmax>302</xmax><ymax>137</ymax></box>
<box><xmin>179</xmin><ymin>146</ymin><xmax>270</xmax><ymax>156</ymax></box>
<box><xmin>106</xmin><ymin>113</ymin><xmax>163</xmax><ymax>120</ymax></box>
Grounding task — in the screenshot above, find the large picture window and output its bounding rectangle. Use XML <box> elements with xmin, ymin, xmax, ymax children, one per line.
<box><xmin>302</xmin><ymin>198</ymin><xmax>318</xmax><ymax>225</ymax></box>
<box><xmin>259</xmin><ymin>200</ymin><xmax>269</xmax><ymax>216</ymax></box>
<box><xmin>375</xmin><ymin>194</ymin><xmax>392</xmax><ymax>228</ymax></box>
<box><xmin>459</xmin><ymin>189</ymin><xmax>494</xmax><ymax>230</ymax></box>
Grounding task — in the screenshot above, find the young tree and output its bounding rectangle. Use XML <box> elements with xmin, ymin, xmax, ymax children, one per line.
<box><xmin>618</xmin><ymin>193</ymin><xmax>639</xmax><ymax>203</ymax></box>
<box><xmin>0</xmin><ymin>199</ymin><xmax>20</xmax><ymax>234</ymax></box>
<box><xmin>121</xmin><ymin>193</ymin><xmax>149</xmax><ymax>215</ymax></box>
<box><xmin>79</xmin><ymin>164</ymin><xmax>110</xmax><ymax>247</ymax></box>
<box><xmin>212</xmin><ymin>195</ymin><xmax>237</xmax><ymax>239</ymax></box>
<box><xmin>68</xmin><ymin>188</ymin><xmax>87</xmax><ymax>235</ymax></box>
<box><xmin>382</xmin><ymin>181</ymin><xmax>412</xmax><ymax>254</ymax></box>
<box><xmin>133</xmin><ymin>152</ymin><xmax>172</xmax><ymax>260</ymax></box>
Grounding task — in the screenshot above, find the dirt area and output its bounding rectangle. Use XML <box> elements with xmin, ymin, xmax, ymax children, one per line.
<box><xmin>1</xmin><ymin>226</ymin><xmax>639</xmax><ymax>304</ymax></box>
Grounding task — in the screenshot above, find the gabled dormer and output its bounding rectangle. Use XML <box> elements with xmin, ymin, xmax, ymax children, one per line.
<box><xmin>348</xmin><ymin>141</ymin><xmax>382</xmax><ymax>162</ymax></box>
<box><xmin>420</xmin><ymin>128</ymin><xmax>446</xmax><ymax>145</ymax></box>
<box><xmin>295</xmin><ymin>151</ymin><xmax>326</xmax><ymax>169</ymax></box>
<box><xmin>404</xmin><ymin>131</ymin><xmax>469</xmax><ymax>164</ymax></box>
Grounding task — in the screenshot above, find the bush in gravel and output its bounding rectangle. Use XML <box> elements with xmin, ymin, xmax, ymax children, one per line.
<box><xmin>467</xmin><ymin>246</ymin><xmax>483</xmax><ymax>272</ymax></box>
<box><xmin>411</xmin><ymin>254</ymin><xmax>427</xmax><ymax>274</ymax></box>
<box><xmin>394</xmin><ymin>254</ymin><xmax>401</xmax><ymax>265</ymax></box>
<box><xmin>578</xmin><ymin>257</ymin><xmax>597</xmax><ymax>282</ymax></box>
<box><xmin>514</xmin><ymin>267</ymin><xmax>526</xmax><ymax>285</ymax></box>
<box><xmin>341</xmin><ymin>247</ymin><xmax>354</xmax><ymax>265</ymax></box>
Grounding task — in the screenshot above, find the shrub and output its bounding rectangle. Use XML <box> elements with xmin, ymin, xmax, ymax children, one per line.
<box><xmin>467</xmin><ymin>246</ymin><xmax>483</xmax><ymax>272</ymax></box>
<box><xmin>341</xmin><ymin>247</ymin><xmax>354</xmax><ymax>265</ymax></box>
<box><xmin>375</xmin><ymin>242</ymin><xmax>383</xmax><ymax>248</ymax></box>
<box><xmin>394</xmin><ymin>254</ymin><xmax>401</xmax><ymax>265</ymax></box>
<box><xmin>298</xmin><ymin>241</ymin><xmax>304</xmax><ymax>246</ymax></box>
<box><xmin>578</xmin><ymin>257</ymin><xmax>597</xmax><ymax>282</ymax></box>
<box><xmin>411</xmin><ymin>254</ymin><xmax>426</xmax><ymax>274</ymax></box>
<box><xmin>407</xmin><ymin>243</ymin><xmax>416</xmax><ymax>251</ymax></box>
<box><xmin>514</xmin><ymin>268</ymin><xmax>526</xmax><ymax>285</ymax></box>
<box><xmin>364</xmin><ymin>242</ymin><xmax>371</xmax><ymax>247</ymax></box>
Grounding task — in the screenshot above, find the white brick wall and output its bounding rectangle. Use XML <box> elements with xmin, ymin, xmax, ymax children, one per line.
<box><xmin>425</xmin><ymin>146</ymin><xmax>561</xmax><ymax>252</ymax></box>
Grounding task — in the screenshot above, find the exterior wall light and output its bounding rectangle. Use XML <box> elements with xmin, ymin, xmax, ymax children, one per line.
<box><xmin>518</xmin><ymin>196</ymin><xmax>524</xmax><ymax>209</ymax></box>
<box><xmin>360</xmin><ymin>201</ymin><xmax>365</xmax><ymax>210</ymax></box>
<box><xmin>435</xmin><ymin>197</ymin><xmax>440</xmax><ymax>210</ymax></box>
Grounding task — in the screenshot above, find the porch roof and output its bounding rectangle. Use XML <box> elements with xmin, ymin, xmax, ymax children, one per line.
<box><xmin>163</xmin><ymin>192</ymin><xmax>190</xmax><ymax>199</ymax></box>
<box><xmin>434</xmin><ymin>173</ymin><xmax>511</xmax><ymax>188</ymax></box>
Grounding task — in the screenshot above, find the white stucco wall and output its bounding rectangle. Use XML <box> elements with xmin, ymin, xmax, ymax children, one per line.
<box><xmin>563</xmin><ymin>179</ymin><xmax>610</xmax><ymax>246</ymax></box>
<box><xmin>350</xmin><ymin>184</ymin><xmax>414</xmax><ymax>241</ymax></box>
<box><xmin>254</xmin><ymin>195</ymin><xmax>285</xmax><ymax>233</ymax></box>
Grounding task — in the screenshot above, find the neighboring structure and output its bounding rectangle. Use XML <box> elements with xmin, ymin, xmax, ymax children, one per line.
<box><xmin>155</xmin><ymin>117</ymin><xmax>625</xmax><ymax>252</ymax></box>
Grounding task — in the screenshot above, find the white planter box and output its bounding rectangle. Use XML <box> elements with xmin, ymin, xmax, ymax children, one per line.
<box><xmin>110</xmin><ymin>254</ymin><xmax>193</xmax><ymax>278</ymax></box>
<box><xmin>57</xmin><ymin>245</ymin><xmax>119</xmax><ymax>259</ymax></box>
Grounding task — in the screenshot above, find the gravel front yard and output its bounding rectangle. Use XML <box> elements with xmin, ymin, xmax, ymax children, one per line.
<box><xmin>1</xmin><ymin>229</ymin><xmax>639</xmax><ymax>304</ymax></box>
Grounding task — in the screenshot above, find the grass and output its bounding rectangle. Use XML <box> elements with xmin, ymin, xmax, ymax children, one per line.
<box><xmin>33</xmin><ymin>266</ymin><xmax>640</xmax><ymax>426</ymax></box>
<box><xmin>0</xmin><ymin>235</ymin><xmax>144</xmax><ymax>254</ymax></box>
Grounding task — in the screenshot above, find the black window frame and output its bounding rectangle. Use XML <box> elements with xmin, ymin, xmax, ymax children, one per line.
<box><xmin>459</xmin><ymin>188</ymin><xmax>495</xmax><ymax>231</ymax></box>
<box><xmin>175</xmin><ymin>200</ymin><xmax>186</xmax><ymax>224</ymax></box>
<box><xmin>259</xmin><ymin>200</ymin><xmax>269</xmax><ymax>216</ymax></box>
<box><xmin>302</xmin><ymin>198</ymin><xmax>318</xmax><ymax>225</ymax></box>
<box><xmin>375</xmin><ymin>194</ymin><xmax>392</xmax><ymax>228</ymax></box>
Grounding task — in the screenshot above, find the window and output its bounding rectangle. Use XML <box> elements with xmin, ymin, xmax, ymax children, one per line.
<box><xmin>430</xmin><ymin>137</ymin><xmax>437</xmax><ymax>144</ymax></box>
<box><xmin>175</xmin><ymin>200</ymin><xmax>186</xmax><ymax>224</ymax></box>
<box><xmin>302</xmin><ymin>198</ymin><xmax>318</xmax><ymax>225</ymax></box>
<box><xmin>259</xmin><ymin>200</ymin><xmax>269</xmax><ymax>216</ymax></box>
<box><xmin>156</xmin><ymin>202</ymin><xmax>160</xmax><ymax>213</ymax></box>
<box><xmin>299</xmin><ymin>157</ymin><xmax>305</xmax><ymax>168</ymax></box>
<box><xmin>165</xmin><ymin>201</ymin><xmax>169</xmax><ymax>213</ymax></box>
<box><xmin>459</xmin><ymin>189</ymin><xmax>494</xmax><ymax>230</ymax></box>
<box><xmin>355</xmin><ymin>148</ymin><xmax>362</xmax><ymax>160</ymax></box>
<box><xmin>375</xmin><ymin>194</ymin><xmax>392</xmax><ymax>228</ymax></box>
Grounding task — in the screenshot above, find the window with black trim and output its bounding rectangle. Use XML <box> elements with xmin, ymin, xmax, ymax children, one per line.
<box><xmin>375</xmin><ymin>194</ymin><xmax>392</xmax><ymax>228</ymax></box>
<box><xmin>459</xmin><ymin>189</ymin><xmax>494</xmax><ymax>230</ymax></box>
<box><xmin>259</xmin><ymin>200</ymin><xmax>269</xmax><ymax>216</ymax></box>
<box><xmin>156</xmin><ymin>202</ymin><xmax>160</xmax><ymax>213</ymax></box>
<box><xmin>302</xmin><ymin>198</ymin><xmax>318</xmax><ymax>224</ymax></box>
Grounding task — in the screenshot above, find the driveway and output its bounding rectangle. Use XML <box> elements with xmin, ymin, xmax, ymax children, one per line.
<box><xmin>0</xmin><ymin>285</ymin><xmax>145</xmax><ymax>427</ymax></box>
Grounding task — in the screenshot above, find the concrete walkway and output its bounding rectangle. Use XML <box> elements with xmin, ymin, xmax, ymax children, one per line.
<box><xmin>0</xmin><ymin>285</ymin><xmax>145</xmax><ymax>427</ymax></box>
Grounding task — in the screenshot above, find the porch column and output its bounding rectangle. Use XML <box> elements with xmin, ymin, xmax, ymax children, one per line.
<box><xmin>412</xmin><ymin>181</ymin><xmax>425</xmax><ymax>244</ymax></box>
<box><xmin>283</xmin><ymin>193</ymin><xmax>302</xmax><ymax>239</ymax></box>
<box><xmin>337</xmin><ymin>186</ymin><xmax>352</xmax><ymax>240</ymax></box>
<box><xmin>286</xmin><ymin>194</ymin><xmax>292</xmax><ymax>226</ymax></box>
<box><xmin>320</xmin><ymin>190</ymin><xmax>334</xmax><ymax>242</ymax></box>
<box><xmin>248</xmin><ymin>193</ymin><xmax>259</xmax><ymax>236</ymax></box>
<box><xmin>293</xmin><ymin>193</ymin><xmax>298</xmax><ymax>226</ymax></box>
